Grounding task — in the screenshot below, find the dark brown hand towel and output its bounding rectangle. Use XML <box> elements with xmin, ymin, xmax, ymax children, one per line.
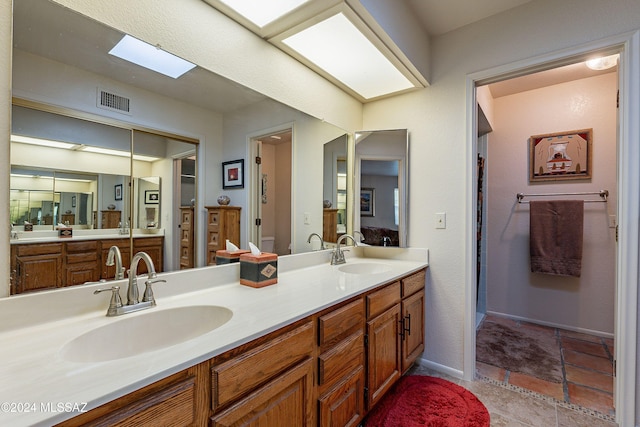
<box><xmin>530</xmin><ymin>200</ymin><xmax>584</xmax><ymax>277</ymax></box>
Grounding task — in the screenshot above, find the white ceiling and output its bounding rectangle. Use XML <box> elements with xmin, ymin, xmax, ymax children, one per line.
<box><xmin>406</xmin><ymin>0</ymin><xmax>534</xmax><ymax>36</ymax></box>
<box><xmin>12</xmin><ymin>0</ymin><xmax>617</xmax><ymax>113</ymax></box>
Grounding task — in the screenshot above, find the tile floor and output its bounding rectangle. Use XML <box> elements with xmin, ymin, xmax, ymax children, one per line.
<box><xmin>408</xmin><ymin>364</ymin><xmax>617</xmax><ymax>427</ymax></box>
<box><xmin>473</xmin><ymin>314</ymin><xmax>616</xmax><ymax>425</ymax></box>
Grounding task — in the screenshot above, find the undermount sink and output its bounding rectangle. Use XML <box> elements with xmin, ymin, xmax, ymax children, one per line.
<box><xmin>338</xmin><ymin>262</ymin><xmax>392</xmax><ymax>275</ymax></box>
<box><xmin>61</xmin><ymin>305</ymin><xmax>233</xmax><ymax>362</ymax></box>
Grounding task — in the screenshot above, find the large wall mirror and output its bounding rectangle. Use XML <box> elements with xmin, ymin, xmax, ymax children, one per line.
<box><xmin>354</xmin><ymin>130</ymin><xmax>409</xmax><ymax>247</ymax></box>
<box><xmin>6</xmin><ymin>0</ymin><xmax>351</xmax><ymax>296</ymax></box>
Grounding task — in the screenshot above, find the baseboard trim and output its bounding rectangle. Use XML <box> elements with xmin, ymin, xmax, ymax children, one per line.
<box><xmin>416</xmin><ymin>357</ymin><xmax>464</xmax><ymax>379</ymax></box>
<box><xmin>486</xmin><ymin>311</ymin><xmax>614</xmax><ymax>339</ymax></box>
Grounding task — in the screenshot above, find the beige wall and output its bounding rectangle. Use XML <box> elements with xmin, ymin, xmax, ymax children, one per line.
<box><xmin>486</xmin><ymin>72</ymin><xmax>618</xmax><ymax>334</ymax></box>
<box><xmin>361</xmin><ymin>0</ymin><xmax>640</xmax><ymax>412</ymax></box>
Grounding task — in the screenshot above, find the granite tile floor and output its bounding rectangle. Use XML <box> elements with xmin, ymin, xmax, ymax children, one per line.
<box><xmin>408</xmin><ymin>364</ymin><xmax>617</xmax><ymax>427</ymax></box>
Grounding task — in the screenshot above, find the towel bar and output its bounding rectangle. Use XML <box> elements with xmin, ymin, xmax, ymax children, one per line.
<box><xmin>516</xmin><ymin>190</ymin><xmax>608</xmax><ymax>204</ymax></box>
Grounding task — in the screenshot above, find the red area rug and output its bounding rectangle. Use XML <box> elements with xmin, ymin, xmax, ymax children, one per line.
<box><xmin>365</xmin><ymin>375</ymin><xmax>490</xmax><ymax>427</ymax></box>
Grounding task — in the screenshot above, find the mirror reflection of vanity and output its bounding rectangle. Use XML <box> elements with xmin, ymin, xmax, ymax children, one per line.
<box><xmin>6</xmin><ymin>0</ymin><xmax>411</xmax><ymax>298</ymax></box>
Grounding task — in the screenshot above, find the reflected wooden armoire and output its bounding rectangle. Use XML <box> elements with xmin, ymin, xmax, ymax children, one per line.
<box><xmin>205</xmin><ymin>206</ymin><xmax>241</xmax><ymax>265</ymax></box>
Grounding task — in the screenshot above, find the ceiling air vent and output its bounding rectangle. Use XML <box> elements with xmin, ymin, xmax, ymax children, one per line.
<box><xmin>97</xmin><ymin>89</ymin><xmax>131</xmax><ymax>114</ymax></box>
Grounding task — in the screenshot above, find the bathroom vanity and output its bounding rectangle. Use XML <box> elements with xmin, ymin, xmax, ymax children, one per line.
<box><xmin>9</xmin><ymin>234</ymin><xmax>164</xmax><ymax>294</ymax></box>
<box><xmin>0</xmin><ymin>246</ymin><xmax>427</xmax><ymax>426</ymax></box>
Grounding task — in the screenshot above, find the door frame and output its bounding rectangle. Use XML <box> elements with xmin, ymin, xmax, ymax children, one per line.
<box><xmin>464</xmin><ymin>31</ymin><xmax>639</xmax><ymax>426</ymax></box>
<box><xmin>247</xmin><ymin>124</ymin><xmax>294</xmax><ymax>252</ymax></box>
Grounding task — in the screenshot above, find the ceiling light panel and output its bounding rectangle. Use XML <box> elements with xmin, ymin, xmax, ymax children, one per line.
<box><xmin>109</xmin><ymin>35</ymin><xmax>196</xmax><ymax>79</ymax></box>
<box><xmin>277</xmin><ymin>11</ymin><xmax>415</xmax><ymax>100</ymax></box>
<box><xmin>217</xmin><ymin>0</ymin><xmax>311</xmax><ymax>27</ymax></box>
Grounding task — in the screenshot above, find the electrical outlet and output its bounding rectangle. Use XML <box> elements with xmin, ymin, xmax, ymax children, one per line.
<box><xmin>609</xmin><ymin>215</ymin><xmax>617</xmax><ymax>228</ymax></box>
<box><xmin>435</xmin><ymin>212</ymin><xmax>446</xmax><ymax>229</ymax></box>
<box><xmin>304</xmin><ymin>212</ymin><xmax>311</xmax><ymax>225</ymax></box>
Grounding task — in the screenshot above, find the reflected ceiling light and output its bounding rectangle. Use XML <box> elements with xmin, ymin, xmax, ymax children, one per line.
<box><xmin>11</xmin><ymin>134</ymin><xmax>77</xmax><ymax>150</ymax></box>
<box><xmin>81</xmin><ymin>146</ymin><xmax>159</xmax><ymax>162</ymax></box>
<box><xmin>280</xmin><ymin>12</ymin><xmax>415</xmax><ymax>100</ymax></box>
<box><xmin>109</xmin><ymin>35</ymin><xmax>196</xmax><ymax>79</ymax></box>
<box><xmin>586</xmin><ymin>54</ymin><xmax>619</xmax><ymax>71</ymax></box>
<box><xmin>216</xmin><ymin>0</ymin><xmax>311</xmax><ymax>27</ymax></box>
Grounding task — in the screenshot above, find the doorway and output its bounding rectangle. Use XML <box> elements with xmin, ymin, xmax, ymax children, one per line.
<box><xmin>466</xmin><ymin>39</ymin><xmax>640</xmax><ymax>424</ymax></box>
<box><xmin>474</xmin><ymin>56</ymin><xmax>619</xmax><ymax>416</ymax></box>
<box><xmin>250</xmin><ymin>128</ymin><xmax>292</xmax><ymax>255</ymax></box>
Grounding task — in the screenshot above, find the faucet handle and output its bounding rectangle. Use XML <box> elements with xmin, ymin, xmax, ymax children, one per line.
<box><xmin>94</xmin><ymin>286</ymin><xmax>123</xmax><ymax>316</ymax></box>
<box><xmin>142</xmin><ymin>278</ymin><xmax>166</xmax><ymax>305</ymax></box>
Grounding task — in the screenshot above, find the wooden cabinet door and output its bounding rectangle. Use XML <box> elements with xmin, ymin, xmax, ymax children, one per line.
<box><xmin>401</xmin><ymin>289</ymin><xmax>425</xmax><ymax>373</ymax></box>
<box><xmin>16</xmin><ymin>254</ymin><xmax>62</xmax><ymax>293</ymax></box>
<box><xmin>100</xmin><ymin>240</ymin><xmax>131</xmax><ymax>280</ymax></box>
<box><xmin>133</xmin><ymin>237</ymin><xmax>164</xmax><ymax>274</ymax></box>
<box><xmin>211</xmin><ymin>359</ymin><xmax>314</xmax><ymax>427</ymax></box>
<box><xmin>366</xmin><ymin>304</ymin><xmax>401</xmax><ymax>409</ymax></box>
<box><xmin>318</xmin><ymin>365</ymin><xmax>365</xmax><ymax>427</ymax></box>
<box><xmin>179</xmin><ymin>207</ymin><xmax>194</xmax><ymax>269</ymax></box>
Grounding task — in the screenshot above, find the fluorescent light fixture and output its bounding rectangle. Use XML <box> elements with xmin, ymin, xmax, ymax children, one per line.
<box><xmin>11</xmin><ymin>134</ymin><xmax>77</xmax><ymax>150</ymax></box>
<box><xmin>586</xmin><ymin>54</ymin><xmax>619</xmax><ymax>71</ymax></box>
<box><xmin>81</xmin><ymin>146</ymin><xmax>159</xmax><ymax>162</ymax></box>
<box><xmin>217</xmin><ymin>0</ymin><xmax>310</xmax><ymax>27</ymax></box>
<box><xmin>109</xmin><ymin>35</ymin><xmax>196</xmax><ymax>79</ymax></box>
<box><xmin>281</xmin><ymin>12</ymin><xmax>415</xmax><ymax>100</ymax></box>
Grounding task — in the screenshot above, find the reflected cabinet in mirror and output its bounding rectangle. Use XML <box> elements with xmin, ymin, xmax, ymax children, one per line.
<box><xmin>354</xmin><ymin>129</ymin><xmax>409</xmax><ymax>247</ymax></box>
<box><xmin>9</xmin><ymin>102</ymin><xmax>198</xmax><ymax>295</ymax></box>
<box><xmin>322</xmin><ymin>135</ymin><xmax>348</xmax><ymax>243</ymax></box>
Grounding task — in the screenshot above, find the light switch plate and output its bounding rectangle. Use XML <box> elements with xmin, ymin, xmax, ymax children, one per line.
<box><xmin>304</xmin><ymin>212</ymin><xmax>311</xmax><ymax>225</ymax></box>
<box><xmin>435</xmin><ymin>212</ymin><xmax>446</xmax><ymax>229</ymax></box>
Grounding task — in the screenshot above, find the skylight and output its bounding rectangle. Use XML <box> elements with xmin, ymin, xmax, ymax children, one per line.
<box><xmin>109</xmin><ymin>35</ymin><xmax>196</xmax><ymax>79</ymax></box>
<box><xmin>217</xmin><ymin>0</ymin><xmax>310</xmax><ymax>27</ymax></box>
<box><xmin>281</xmin><ymin>12</ymin><xmax>415</xmax><ymax>100</ymax></box>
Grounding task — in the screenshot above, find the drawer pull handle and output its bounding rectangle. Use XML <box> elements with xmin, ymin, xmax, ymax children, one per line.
<box><xmin>404</xmin><ymin>314</ymin><xmax>411</xmax><ymax>336</ymax></box>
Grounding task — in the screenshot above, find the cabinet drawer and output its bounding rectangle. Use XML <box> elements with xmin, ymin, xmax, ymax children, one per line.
<box><xmin>367</xmin><ymin>281</ymin><xmax>400</xmax><ymax>319</ymax></box>
<box><xmin>318</xmin><ymin>298</ymin><xmax>364</xmax><ymax>347</ymax></box>
<box><xmin>212</xmin><ymin>321</ymin><xmax>314</xmax><ymax>410</ymax></box>
<box><xmin>402</xmin><ymin>269</ymin><xmax>425</xmax><ymax>297</ymax></box>
<box><xmin>135</xmin><ymin>237</ymin><xmax>164</xmax><ymax>248</ymax></box>
<box><xmin>16</xmin><ymin>243</ymin><xmax>62</xmax><ymax>257</ymax></box>
<box><xmin>208</xmin><ymin>211</ymin><xmax>220</xmax><ymax>226</ymax></box>
<box><xmin>66</xmin><ymin>241</ymin><xmax>98</xmax><ymax>253</ymax></box>
<box><xmin>67</xmin><ymin>252</ymin><xmax>98</xmax><ymax>264</ymax></box>
<box><xmin>318</xmin><ymin>330</ymin><xmax>364</xmax><ymax>388</ymax></box>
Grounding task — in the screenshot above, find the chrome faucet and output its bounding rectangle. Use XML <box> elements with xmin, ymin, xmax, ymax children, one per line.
<box><xmin>94</xmin><ymin>251</ymin><xmax>166</xmax><ymax>317</ymax></box>
<box><xmin>105</xmin><ymin>245</ymin><xmax>125</xmax><ymax>280</ymax></box>
<box><xmin>382</xmin><ymin>236</ymin><xmax>392</xmax><ymax>247</ymax></box>
<box><xmin>331</xmin><ymin>234</ymin><xmax>357</xmax><ymax>265</ymax></box>
<box><xmin>353</xmin><ymin>230</ymin><xmax>364</xmax><ymax>244</ymax></box>
<box><xmin>127</xmin><ymin>251</ymin><xmax>165</xmax><ymax>305</ymax></box>
<box><xmin>307</xmin><ymin>232</ymin><xmax>326</xmax><ymax>250</ymax></box>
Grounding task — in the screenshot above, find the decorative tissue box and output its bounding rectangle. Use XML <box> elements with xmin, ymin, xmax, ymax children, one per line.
<box><xmin>239</xmin><ymin>252</ymin><xmax>278</xmax><ymax>288</ymax></box>
<box><xmin>215</xmin><ymin>249</ymin><xmax>250</xmax><ymax>265</ymax></box>
<box><xmin>57</xmin><ymin>227</ymin><xmax>73</xmax><ymax>238</ymax></box>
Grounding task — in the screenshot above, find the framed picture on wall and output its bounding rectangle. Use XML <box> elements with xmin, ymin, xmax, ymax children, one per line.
<box><xmin>114</xmin><ymin>184</ymin><xmax>123</xmax><ymax>201</ymax></box>
<box><xmin>145</xmin><ymin>190</ymin><xmax>159</xmax><ymax>204</ymax></box>
<box><xmin>360</xmin><ymin>188</ymin><xmax>375</xmax><ymax>217</ymax></box>
<box><xmin>529</xmin><ymin>128</ymin><xmax>593</xmax><ymax>182</ymax></box>
<box><xmin>222</xmin><ymin>159</ymin><xmax>244</xmax><ymax>189</ymax></box>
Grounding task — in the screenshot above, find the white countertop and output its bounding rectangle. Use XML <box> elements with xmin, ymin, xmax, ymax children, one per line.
<box><xmin>10</xmin><ymin>229</ymin><xmax>164</xmax><ymax>244</ymax></box>
<box><xmin>0</xmin><ymin>246</ymin><xmax>428</xmax><ymax>426</ymax></box>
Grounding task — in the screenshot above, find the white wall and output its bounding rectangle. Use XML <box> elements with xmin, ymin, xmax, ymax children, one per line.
<box><xmin>486</xmin><ymin>72</ymin><xmax>617</xmax><ymax>334</ymax></box>
<box><xmin>361</xmin><ymin>0</ymin><xmax>640</xmax><ymax>398</ymax></box>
